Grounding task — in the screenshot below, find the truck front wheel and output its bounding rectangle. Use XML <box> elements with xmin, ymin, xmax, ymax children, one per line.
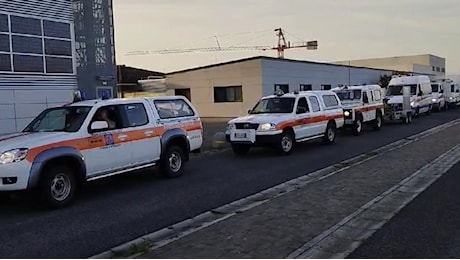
<box><xmin>39</xmin><ymin>164</ymin><xmax>77</xmax><ymax>209</ymax></box>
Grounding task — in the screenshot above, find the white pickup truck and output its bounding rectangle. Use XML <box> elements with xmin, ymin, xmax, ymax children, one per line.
<box><xmin>225</xmin><ymin>90</ymin><xmax>344</xmax><ymax>155</ymax></box>
<box><xmin>0</xmin><ymin>94</ymin><xmax>203</xmax><ymax>208</ymax></box>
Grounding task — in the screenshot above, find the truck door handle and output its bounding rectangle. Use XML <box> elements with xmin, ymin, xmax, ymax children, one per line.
<box><xmin>145</xmin><ymin>130</ymin><xmax>153</xmax><ymax>136</ymax></box>
<box><xmin>118</xmin><ymin>134</ymin><xmax>128</xmax><ymax>141</ymax></box>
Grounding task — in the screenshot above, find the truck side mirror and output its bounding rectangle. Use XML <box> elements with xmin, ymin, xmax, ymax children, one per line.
<box><xmin>90</xmin><ymin>121</ymin><xmax>108</xmax><ymax>132</ymax></box>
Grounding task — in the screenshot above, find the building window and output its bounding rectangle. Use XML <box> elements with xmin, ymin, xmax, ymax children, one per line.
<box><xmin>46</xmin><ymin>57</ymin><xmax>73</xmax><ymax>73</ymax></box>
<box><xmin>321</xmin><ymin>84</ymin><xmax>332</xmax><ymax>90</ymax></box>
<box><xmin>214</xmin><ymin>86</ymin><xmax>243</xmax><ymax>103</ymax></box>
<box><xmin>0</xmin><ymin>14</ymin><xmax>8</xmax><ymax>33</ymax></box>
<box><xmin>13</xmin><ymin>54</ymin><xmax>44</xmax><ymax>73</ymax></box>
<box><xmin>300</xmin><ymin>84</ymin><xmax>312</xmax><ymax>91</ymax></box>
<box><xmin>43</xmin><ymin>20</ymin><xmax>71</xmax><ymax>39</ymax></box>
<box><xmin>432</xmin><ymin>66</ymin><xmax>436</xmax><ymax>71</ymax></box>
<box><xmin>274</xmin><ymin>84</ymin><xmax>289</xmax><ymax>93</ymax></box>
<box><xmin>436</xmin><ymin>67</ymin><xmax>440</xmax><ymax>72</ymax></box>
<box><xmin>0</xmin><ymin>34</ymin><xmax>9</xmax><ymax>52</ymax></box>
<box><xmin>0</xmin><ymin>54</ymin><xmax>11</xmax><ymax>71</ymax></box>
<box><xmin>441</xmin><ymin>68</ymin><xmax>445</xmax><ymax>73</ymax></box>
<box><xmin>10</xmin><ymin>16</ymin><xmax>42</xmax><ymax>36</ymax></box>
<box><xmin>175</xmin><ymin>88</ymin><xmax>191</xmax><ymax>101</ymax></box>
<box><xmin>0</xmin><ymin>14</ymin><xmax>74</xmax><ymax>74</ymax></box>
<box><xmin>44</xmin><ymin>39</ymin><xmax>72</xmax><ymax>56</ymax></box>
<box><xmin>12</xmin><ymin>35</ymin><xmax>43</xmax><ymax>54</ymax></box>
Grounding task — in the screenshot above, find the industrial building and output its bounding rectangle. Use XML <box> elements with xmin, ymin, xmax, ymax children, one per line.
<box><xmin>165</xmin><ymin>56</ymin><xmax>406</xmax><ymax>118</ymax></box>
<box><xmin>334</xmin><ymin>54</ymin><xmax>445</xmax><ymax>76</ymax></box>
<box><xmin>0</xmin><ymin>0</ymin><xmax>116</xmax><ymax>134</ymax></box>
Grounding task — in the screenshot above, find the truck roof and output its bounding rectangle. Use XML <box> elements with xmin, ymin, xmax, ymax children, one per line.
<box><xmin>69</xmin><ymin>96</ymin><xmax>189</xmax><ymax>107</ymax></box>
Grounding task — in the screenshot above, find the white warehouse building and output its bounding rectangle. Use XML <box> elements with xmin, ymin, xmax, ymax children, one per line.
<box><xmin>0</xmin><ymin>0</ymin><xmax>77</xmax><ymax>134</ymax></box>
<box><xmin>165</xmin><ymin>56</ymin><xmax>420</xmax><ymax>118</ymax></box>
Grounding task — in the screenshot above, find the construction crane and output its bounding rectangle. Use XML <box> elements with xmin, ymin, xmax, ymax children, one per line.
<box><xmin>125</xmin><ymin>28</ymin><xmax>318</xmax><ymax>59</ymax></box>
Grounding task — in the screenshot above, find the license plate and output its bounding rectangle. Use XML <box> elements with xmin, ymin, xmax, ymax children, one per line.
<box><xmin>235</xmin><ymin>133</ymin><xmax>247</xmax><ymax>138</ymax></box>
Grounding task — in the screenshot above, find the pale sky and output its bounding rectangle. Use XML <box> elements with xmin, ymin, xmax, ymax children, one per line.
<box><xmin>113</xmin><ymin>0</ymin><xmax>460</xmax><ymax>75</ymax></box>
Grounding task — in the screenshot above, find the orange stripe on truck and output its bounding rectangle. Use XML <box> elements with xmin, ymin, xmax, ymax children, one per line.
<box><xmin>25</xmin><ymin>121</ymin><xmax>203</xmax><ymax>163</ymax></box>
<box><xmin>276</xmin><ymin>114</ymin><xmax>343</xmax><ymax>130</ymax></box>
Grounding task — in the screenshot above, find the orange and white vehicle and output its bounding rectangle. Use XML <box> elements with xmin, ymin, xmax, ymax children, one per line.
<box><xmin>225</xmin><ymin>90</ymin><xmax>344</xmax><ymax>155</ymax></box>
<box><xmin>0</xmin><ymin>93</ymin><xmax>202</xmax><ymax>208</ymax></box>
<box><xmin>332</xmin><ymin>84</ymin><xmax>385</xmax><ymax>135</ymax></box>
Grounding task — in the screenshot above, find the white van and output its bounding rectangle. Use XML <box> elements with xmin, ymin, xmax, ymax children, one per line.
<box><xmin>386</xmin><ymin>75</ymin><xmax>433</xmax><ymax>116</ymax></box>
<box><xmin>446</xmin><ymin>81</ymin><xmax>460</xmax><ymax>108</ymax></box>
<box><xmin>430</xmin><ymin>81</ymin><xmax>447</xmax><ymax>111</ymax></box>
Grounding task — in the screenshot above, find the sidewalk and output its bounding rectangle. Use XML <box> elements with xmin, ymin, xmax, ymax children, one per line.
<box><xmin>101</xmin><ymin>119</ymin><xmax>460</xmax><ymax>259</ymax></box>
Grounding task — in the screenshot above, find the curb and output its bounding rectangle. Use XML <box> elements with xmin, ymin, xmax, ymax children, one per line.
<box><xmin>89</xmin><ymin>118</ymin><xmax>460</xmax><ymax>259</ymax></box>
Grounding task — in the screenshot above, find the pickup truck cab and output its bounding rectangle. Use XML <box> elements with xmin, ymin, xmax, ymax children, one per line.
<box><xmin>0</xmin><ymin>94</ymin><xmax>203</xmax><ymax>208</ymax></box>
<box><xmin>225</xmin><ymin>90</ymin><xmax>344</xmax><ymax>155</ymax></box>
<box><xmin>332</xmin><ymin>84</ymin><xmax>384</xmax><ymax>135</ymax></box>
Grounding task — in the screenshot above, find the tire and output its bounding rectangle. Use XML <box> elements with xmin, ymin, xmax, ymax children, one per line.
<box><xmin>39</xmin><ymin>164</ymin><xmax>77</xmax><ymax>209</ymax></box>
<box><xmin>373</xmin><ymin>111</ymin><xmax>383</xmax><ymax>131</ymax></box>
<box><xmin>323</xmin><ymin>122</ymin><xmax>336</xmax><ymax>145</ymax></box>
<box><xmin>231</xmin><ymin>144</ymin><xmax>250</xmax><ymax>155</ymax></box>
<box><xmin>160</xmin><ymin>145</ymin><xmax>186</xmax><ymax>178</ymax></box>
<box><xmin>353</xmin><ymin>116</ymin><xmax>363</xmax><ymax>135</ymax></box>
<box><xmin>275</xmin><ymin>130</ymin><xmax>295</xmax><ymax>155</ymax></box>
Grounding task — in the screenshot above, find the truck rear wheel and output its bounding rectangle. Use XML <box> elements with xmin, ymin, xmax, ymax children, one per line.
<box><xmin>39</xmin><ymin>164</ymin><xmax>77</xmax><ymax>209</ymax></box>
<box><xmin>160</xmin><ymin>145</ymin><xmax>185</xmax><ymax>178</ymax></box>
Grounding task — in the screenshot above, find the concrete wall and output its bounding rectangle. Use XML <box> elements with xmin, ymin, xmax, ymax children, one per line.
<box><xmin>166</xmin><ymin>59</ymin><xmax>263</xmax><ymax>118</ymax></box>
<box><xmin>0</xmin><ymin>0</ymin><xmax>77</xmax><ymax>134</ymax></box>
<box><xmin>261</xmin><ymin>59</ymin><xmax>392</xmax><ymax>96</ymax></box>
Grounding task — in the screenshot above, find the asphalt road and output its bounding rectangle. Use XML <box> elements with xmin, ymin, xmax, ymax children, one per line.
<box><xmin>1</xmin><ymin>110</ymin><xmax>460</xmax><ymax>258</ymax></box>
<box><xmin>349</xmin><ymin>160</ymin><xmax>460</xmax><ymax>258</ymax></box>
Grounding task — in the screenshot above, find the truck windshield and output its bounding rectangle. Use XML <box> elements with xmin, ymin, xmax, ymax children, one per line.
<box><xmin>250</xmin><ymin>97</ymin><xmax>295</xmax><ymax>114</ymax></box>
<box><xmin>23</xmin><ymin>106</ymin><xmax>92</xmax><ymax>133</ymax></box>
<box><xmin>431</xmin><ymin>84</ymin><xmax>439</xmax><ymax>93</ymax></box>
<box><xmin>335</xmin><ymin>90</ymin><xmax>361</xmax><ymax>101</ymax></box>
<box><xmin>387</xmin><ymin>84</ymin><xmax>417</xmax><ymax>96</ymax></box>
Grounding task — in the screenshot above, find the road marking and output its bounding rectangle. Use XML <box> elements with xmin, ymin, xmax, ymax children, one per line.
<box><xmin>89</xmin><ymin>118</ymin><xmax>460</xmax><ymax>259</ymax></box>
<box><xmin>287</xmin><ymin>142</ymin><xmax>460</xmax><ymax>259</ymax></box>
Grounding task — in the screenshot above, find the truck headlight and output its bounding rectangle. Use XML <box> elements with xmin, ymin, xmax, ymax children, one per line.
<box><xmin>432</xmin><ymin>98</ymin><xmax>437</xmax><ymax>102</ymax></box>
<box><xmin>410</xmin><ymin>101</ymin><xmax>415</xmax><ymax>107</ymax></box>
<box><xmin>0</xmin><ymin>148</ymin><xmax>29</xmax><ymax>164</ymax></box>
<box><xmin>344</xmin><ymin>111</ymin><xmax>351</xmax><ymax>117</ymax></box>
<box><xmin>260</xmin><ymin>123</ymin><xmax>276</xmax><ymax>131</ymax></box>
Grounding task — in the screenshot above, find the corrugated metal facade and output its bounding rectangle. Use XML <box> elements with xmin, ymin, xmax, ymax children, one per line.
<box><xmin>0</xmin><ymin>0</ymin><xmax>77</xmax><ymax>134</ymax></box>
